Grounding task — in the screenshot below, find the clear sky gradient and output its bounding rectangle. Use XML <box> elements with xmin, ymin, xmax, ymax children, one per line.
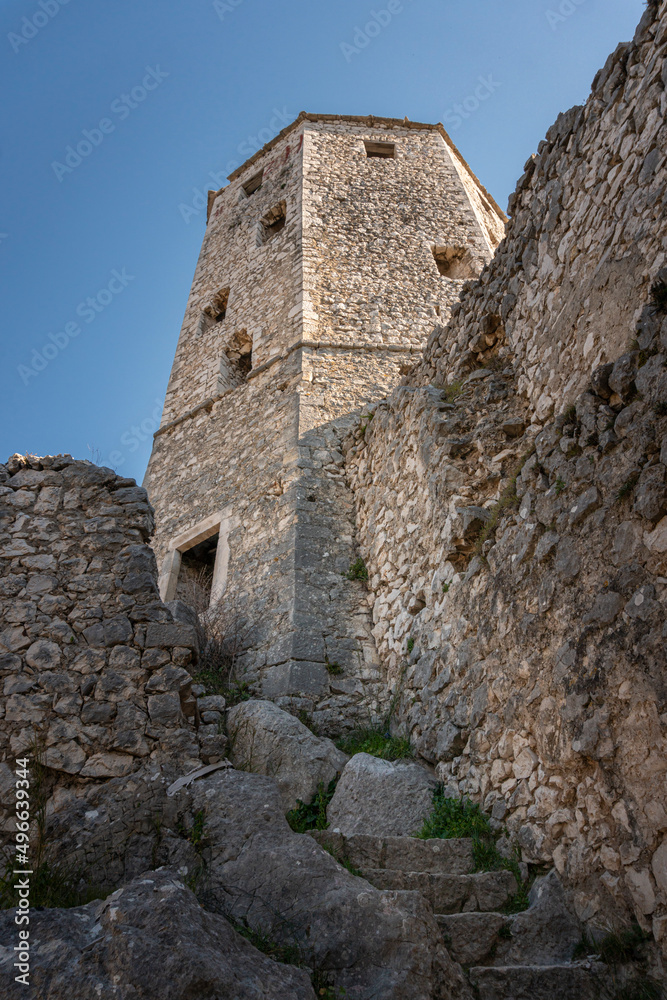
<box><xmin>0</xmin><ymin>0</ymin><xmax>646</xmax><ymax>483</ymax></box>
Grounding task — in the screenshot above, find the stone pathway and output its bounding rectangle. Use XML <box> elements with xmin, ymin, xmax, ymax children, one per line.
<box><xmin>312</xmin><ymin>830</ymin><xmax>610</xmax><ymax>999</ymax></box>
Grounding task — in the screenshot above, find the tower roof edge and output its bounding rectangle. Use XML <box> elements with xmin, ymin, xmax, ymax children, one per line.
<box><xmin>215</xmin><ymin>112</ymin><xmax>506</xmax><ymax>224</ymax></box>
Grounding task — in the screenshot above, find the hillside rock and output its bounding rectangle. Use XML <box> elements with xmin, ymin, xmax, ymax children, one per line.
<box><xmin>192</xmin><ymin>767</ymin><xmax>471</xmax><ymax>1000</ymax></box>
<box><xmin>502</xmin><ymin>870</ymin><xmax>582</xmax><ymax>966</ymax></box>
<box><xmin>0</xmin><ymin>869</ymin><xmax>316</xmax><ymax>999</ymax></box>
<box><xmin>226</xmin><ymin>698</ymin><xmax>348</xmax><ymax>810</ymax></box>
<box><xmin>326</xmin><ymin>752</ymin><xmax>438</xmax><ymax>836</ymax></box>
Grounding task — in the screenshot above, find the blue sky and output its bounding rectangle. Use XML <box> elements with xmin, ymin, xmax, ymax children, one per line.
<box><xmin>0</xmin><ymin>0</ymin><xmax>645</xmax><ymax>483</ymax></box>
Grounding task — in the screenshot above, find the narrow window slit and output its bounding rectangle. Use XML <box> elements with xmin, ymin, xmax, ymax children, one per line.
<box><xmin>364</xmin><ymin>140</ymin><xmax>395</xmax><ymax>159</ymax></box>
<box><xmin>243</xmin><ymin>170</ymin><xmax>263</xmax><ymax>196</ymax></box>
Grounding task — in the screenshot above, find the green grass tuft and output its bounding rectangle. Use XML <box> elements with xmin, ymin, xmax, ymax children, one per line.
<box><xmin>345</xmin><ymin>557</ymin><xmax>368</xmax><ymax>581</ymax></box>
<box><xmin>597</xmin><ymin>923</ymin><xmax>650</xmax><ymax>966</ymax></box>
<box><xmin>335</xmin><ymin>727</ymin><xmax>413</xmax><ymax>762</ymax></box>
<box><xmin>417</xmin><ymin>792</ymin><xmax>492</xmax><ymax>841</ymax></box>
<box><xmin>287</xmin><ymin>779</ymin><xmax>337</xmax><ymax>834</ymax></box>
<box><xmin>415</xmin><ymin>789</ymin><xmax>529</xmax><ymax>910</ymax></box>
<box><xmin>443</xmin><ymin>381</ymin><xmax>463</xmax><ymax>403</ymax></box>
<box><xmin>193</xmin><ymin>663</ymin><xmax>251</xmax><ymax>705</ymax></box>
<box><xmin>0</xmin><ymin>858</ymin><xmax>106</xmax><ymax>910</ymax></box>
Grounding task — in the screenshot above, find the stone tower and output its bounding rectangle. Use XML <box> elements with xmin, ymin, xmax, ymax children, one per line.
<box><xmin>143</xmin><ymin>112</ymin><xmax>505</xmax><ymax>729</ymax></box>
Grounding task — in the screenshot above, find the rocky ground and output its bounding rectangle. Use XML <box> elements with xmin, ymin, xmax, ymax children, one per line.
<box><xmin>1</xmin><ymin>697</ymin><xmax>662</xmax><ymax>998</ymax></box>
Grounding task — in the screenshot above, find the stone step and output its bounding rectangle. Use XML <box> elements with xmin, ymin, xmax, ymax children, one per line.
<box><xmin>359</xmin><ymin>868</ymin><xmax>518</xmax><ymax>914</ymax></box>
<box><xmin>309</xmin><ymin>829</ymin><xmax>473</xmax><ymax>875</ymax></box>
<box><xmin>437</xmin><ymin>912</ymin><xmax>511</xmax><ymax>966</ymax></box>
<box><xmin>468</xmin><ymin>963</ymin><xmax>609</xmax><ymax>1000</ymax></box>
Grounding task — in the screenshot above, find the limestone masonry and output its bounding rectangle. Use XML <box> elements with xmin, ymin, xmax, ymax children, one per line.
<box><xmin>143</xmin><ymin>113</ymin><xmax>505</xmax><ymax>730</ymax></box>
<box><xmin>344</xmin><ymin>1</ymin><xmax>667</xmax><ymax>946</ymax></box>
<box><xmin>2</xmin><ymin>1</ymin><xmax>667</xmax><ymax>992</ymax></box>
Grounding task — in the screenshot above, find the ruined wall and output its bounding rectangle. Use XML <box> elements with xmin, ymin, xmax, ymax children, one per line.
<box><xmin>344</xmin><ymin>0</ymin><xmax>667</xmax><ymax>944</ymax></box>
<box><xmin>411</xmin><ymin>3</ymin><xmax>667</xmax><ymax>423</ymax></box>
<box><xmin>0</xmin><ymin>454</ymin><xmax>211</xmax><ymax>854</ymax></box>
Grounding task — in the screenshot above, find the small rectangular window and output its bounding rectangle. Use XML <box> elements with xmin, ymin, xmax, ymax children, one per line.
<box><xmin>243</xmin><ymin>170</ymin><xmax>263</xmax><ymax>196</ymax></box>
<box><xmin>176</xmin><ymin>532</ymin><xmax>219</xmax><ymax>609</ymax></box>
<box><xmin>259</xmin><ymin>201</ymin><xmax>286</xmax><ymax>245</ymax></box>
<box><xmin>364</xmin><ymin>140</ymin><xmax>395</xmax><ymax>159</ymax></box>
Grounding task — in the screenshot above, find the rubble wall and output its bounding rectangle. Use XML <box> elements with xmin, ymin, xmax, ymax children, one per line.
<box><xmin>411</xmin><ymin>3</ymin><xmax>667</xmax><ymax>423</ymax></box>
<box><xmin>344</xmin><ymin>1</ymin><xmax>667</xmax><ymax>942</ymax></box>
<box><xmin>0</xmin><ymin>454</ymin><xmax>204</xmax><ymax>853</ymax></box>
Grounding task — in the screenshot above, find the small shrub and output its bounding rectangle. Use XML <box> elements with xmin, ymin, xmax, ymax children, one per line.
<box><xmin>225</xmin><ymin>681</ymin><xmax>252</xmax><ymax>706</ymax></box>
<box><xmin>555</xmin><ymin>477</ymin><xmax>567</xmax><ymax>495</ymax></box>
<box><xmin>563</xmin><ymin>404</ymin><xmax>577</xmax><ymax>424</ymax></box>
<box><xmin>359</xmin><ymin>412</ymin><xmax>374</xmax><ymax>438</ymax></box>
<box><xmin>442</xmin><ymin>380</ymin><xmax>463</xmax><ymax>403</ymax></box>
<box><xmin>189</xmin><ymin>591</ymin><xmax>257</xmax><ymax>702</ymax></box>
<box><xmin>653</xmin><ymin>401</ymin><xmax>667</xmax><ymax>417</ymax></box>
<box><xmin>287</xmin><ymin>779</ymin><xmax>337</xmax><ymax>834</ymax></box>
<box><xmin>407</xmin><ymin>637</ymin><xmax>415</xmax><ymax>653</ymax></box>
<box><xmin>442</xmin><ymin>582</ymin><xmax>450</xmax><ymax>593</ymax></box>
<box><xmin>325</xmin><ymin>659</ymin><xmax>343</xmax><ymax>675</ymax></box>
<box><xmin>615</xmin><ymin>472</ymin><xmax>640</xmax><ymax>503</ymax></box>
<box><xmin>345</xmin><ymin>557</ymin><xmax>368</xmax><ymax>581</ymax></box>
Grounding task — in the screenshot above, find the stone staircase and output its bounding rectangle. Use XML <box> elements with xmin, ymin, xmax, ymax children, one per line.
<box><xmin>311</xmin><ymin>830</ymin><xmax>610</xmax><ymax>1000</ymax></box>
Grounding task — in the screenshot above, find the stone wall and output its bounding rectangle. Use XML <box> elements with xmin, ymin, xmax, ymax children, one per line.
<box><xmin>344</xmin><ymin>0</ymin><xmax>667</xmax><ymax>944</ymax></box>
<box><xmin>144</xmin><ymin>115</ymin><xmax>505</xmax><ymax>728</ymax></box>
<box><xmin>0</xmin><ymin>454</ymin><xmax>206</xmax><ymax>855</ymax></box>
<box><xmin>410</xmin><ymin>2</ymin><xmax>667</xmax><ymax>423</ymax></box>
